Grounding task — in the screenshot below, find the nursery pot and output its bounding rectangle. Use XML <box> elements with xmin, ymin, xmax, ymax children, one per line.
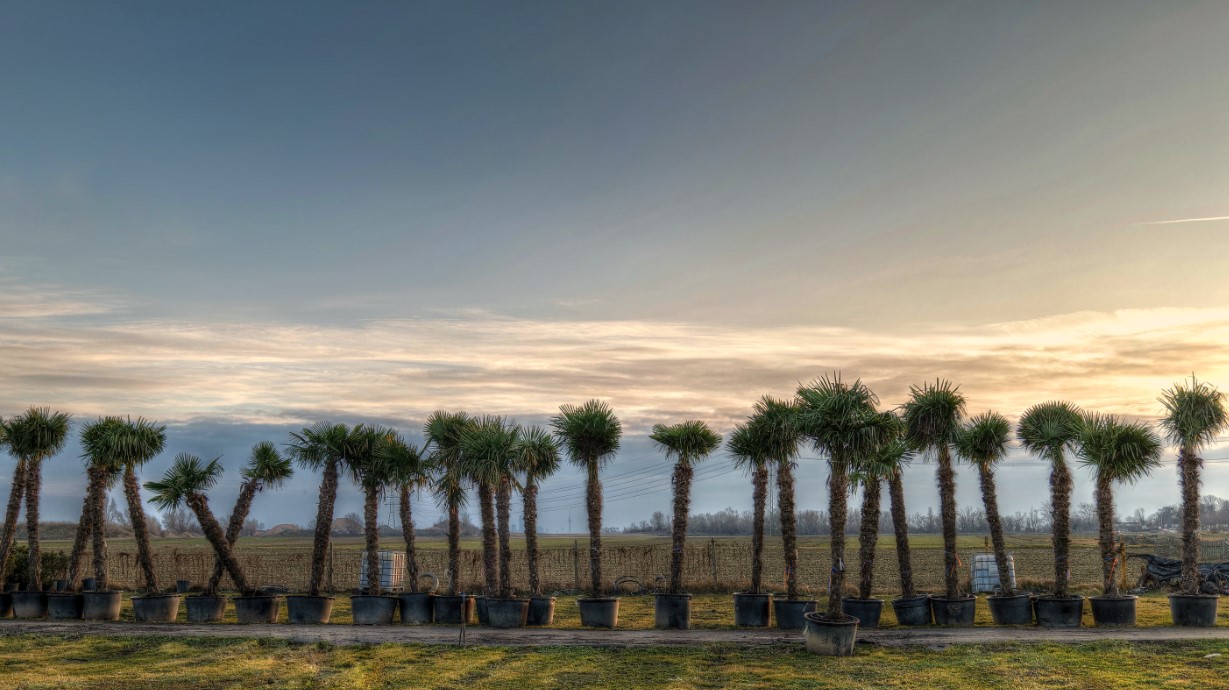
<box><xmin>235</xmin><ymin>595</ymin><xmax>280</xmax><ymax>624</ymax></box>
<box><xmin>577</xmin><ymin>597</ymin><xmax>620</xmax><ymax>628</ymax></box>
<box><xmin>46</xmin><ymin>593</ymin><xmax>83</xmax><ymax>620</ymax></box>
<box><xmin>892</xmin><ymin>595</ymin><xmax>932</xmax><ymax>626</ymax></box>
<box><xmin>1090</xmin><ymin>595</ymin><xmax>1136</xmax><ymax>627</ymax></box>
<box><xmin>176</xmin><ymin>580</ymin><xmax>190</xmax><ymax>593</ymax></box>
<box><xmin>132</xmin><ymin>594</ymin><xmax>181</xmax><ymax>622</ymax></box>
<box><xmin>1034</xmin><ymin>595</ymin><xmax>1084</xmax><ymax>628</ymax></box>
<box><xmin>803</xmin><ymin>612</ymin><xmax>859</xmax><ymax>656</ymax></box>
<box><xmin>988</xmin><ymin>593</ymin><xmax>1034</xmax><ymax>625</ymax></box>
<box><xmin>286</xmin><ymin>595</ymin><xmax>334</xmax><ymax>624</ymax></box>
<box><xmin>82</xmin><ymin>590</ymin><xmax>122</xmax><ymax>621</ymax></box>
<box><xmin>81</xmin><ymin>578</ymin><xmax>97</xmax><ymax>592</ymax></box>
<box><xmin>397</xmin><ymin>592</ymin><xmax>434</xmax><ymax>625</ymax></box>
<box><xmin>54</xmin><ymin>580</ymin><xmax>67</xmax><ymax>592</ymax></box>
<box><xmin>475</xmin><ymin>596</ymin><xmax>491</xmax><ymax>625</ymax></box>
<box><xmin>526</xmin><ymin>596</ymin><xmax>556</xmax><ymax>626</ymax></box>
<box><xmin>11</xmin><ymin>592</ymin><xmax>48</xmax><ymax>619</ymax></box>
<box><xmin>432</xmin><ymin>594</ymin><xmax>474</xmax><ymax>625</ymax></box>
<box><xmin>186</xmin><ymin>595</ymin><xmax>227</xmax><ymax>623</ymax></box>
<box><xmin>840</xmin><ymin>598</ymin><xmax>883</xmax><ymax>630</ymax></box>
<box><xmin>732</xmin><ymin>592</ymin><xmax>772</xmax><ymax>627</ymax></box>
<box><xmin>655</xmin><ymin>593</ymin><xmax>692</xmax><ymax>630</ymax></box>
<box><xmin>930</xmin><ymin>595</ymin><xmax>976</xmax><ymax>626</ymax></box>
<box><xmin>351</xmin><ymin>595</ymin><xmax>397</xmax><ymax>625</ymax></box>
<box><xmin>0</xmin><ymin>592</ymin><xmax>11</xmax><ymax>618</ymax></box>
<box><xmin>1169</xmin><ymin>594</ymin><xmax>1219</xmax><ymax>627</ymax></box>
<box><xmin>4</xmin><ymin>582</ymin><xmax>18</xmax><ymax>593</ymax></box>
<box><xmin>486</xmin><ymin>598</ymin><xmax>530</xmax><ymax>629</ymax></box>
<box><xmin>773</xmin><ymin>598</ymin><xmax>817</xmax><ymax>630</ymax></box>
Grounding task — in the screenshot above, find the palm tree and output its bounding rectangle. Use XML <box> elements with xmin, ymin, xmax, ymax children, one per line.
<box><xmin>77</xmin><ymin>417</ymin><xmax>127</xmax><ymax>591</ymax></box>
<box><xmin>749</xmin><ymin>396</ymin><xmax>804</xmax><ymax>600</ymax></box>
<box><xmin>0</xmin><ymin>416</ymin><xmax>26</xmax><ymax>583</ymax></box>
<box><xmin>348</xmin><ymin>424</ymin><xmax>399</xmax><ymax>595</ymax></box>
<box><xmin>551</xmin><ymin>400</ymin><xmax>622</xmax><ymax>598</ymax></box>
<box><xmin>882</xmin><ymin>433</ymin><xmax>918</xmax><ymax>600</ymax></box>
<box><xmin>460</xmin><ymin>416</ymin><xmax>521</xmax><ymax>599</ymax></box>
<box><xmin>204</xmin><ymin>442</ymin><xmax>293</xmax><ymax>595</ymax></box>
<box><xmin>1159</xmin><ymin>377</ymin><xmax>1229</xmax><ymax>595</ymax></box>
<box><xmin>726</xmin><ymin>421</ymin><xmax>772</xmax><ymax>595</ymax></box>
<box><xmin>1076</xmin><ymin>413</ymin><xmax>1161</xmax><ymax>597</ymax></box>
<box><xmin>4</xmin><ymin>408</ymin><xmax>71</xmax><ymax>590</ymax></box>
<box><xmin>849</xmin><ymin>414</ymin><xmax>907</xmax><ymax>603</ymax></box>
<box><xmin>796</xmin><ymin>374</ymin><xmax>893</xmax><ymax>618</ymax></box>
<box><xmin>425</xmin><ymin>411</ymin><xmax>472</xmax><ymax>595</ymax></box>
<box><xmin>902</xmin><ymin>380</ymin><xmax>967</xmax><ymax>601</ymax></box>
<box><xmin>378</xmin><ymin>431</ymin><xmax>429</xmax><ymax>594</ymax></box>
<box><xmin>651</xmin><ymin>421</ymin><xmax>722</xmax><ymax>595</ymax></box>
<box><xmin>110</xmin><ymin>417</ymin><xmax>167</xmax><ymax>594</ymax></box>
<box><xmin>513</xmin><ymin>426</ymin><xmax>560</xmax><ymax>598</ymax></box>
<box><xmin>1017</xmin><ymin>401</ymin><xmax>1082</xmax><ymax>598</ymax></box>
<box><xmin>954</xmin><ymin>412</ymin><xmax>1013</xmax><ymax>596</ymax></box>
<box><xmin>286</xmin><ymin>421</ymin><xmax>352</xmax><ymax>597</ymax></box>
<box><xmin>146</xmin><ymin>454</ymin><xmax>254</xmax><ymax>595</ymax></box>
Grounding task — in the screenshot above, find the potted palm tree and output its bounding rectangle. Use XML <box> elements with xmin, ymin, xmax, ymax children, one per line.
<box><xmin>515</xmin><ymin>426</ymin><xmax>561</xmax><ymax>626</ymax></box>
<box><xmin>884</xmin><ymin>431</ymin><xmax>928</xmax><ymax>625</ymax></box>
<box><xmin>348</xmin><ymin>425</ymin><xmax>401</xmax><ymax>625</ymax></box>
<box><xmin>460</xmin><ymin>416</ymin><xmax>507</xmax><ymax>625</ymax></box>
<box><xmin>0</xmin><ymin>416</ymin><xmax>27</xmax><ymax>603</ymax></box>
<box><xmin>551</xmin><ymin>400</ymin><xmax>623</xmax><ymax>628</ymax></box>
<box><xmin>60</xmin><ymin>475</ymin><xmax>94</xmax><ymax>619</ymax></box>
<box><xmin>1076</xmin><ymin>413</ymin><xmax>1161</xmax><ymax>626</ymax></box>
<box><xmin>284</xmin><ymin>421</ymin><xmax>351</xmax><ymax>624</ymax></box>
<box><xmin>379</xmin><ymin>432</ymin><xmax>432</xmax><ymax>625</ymax></box>
<box><xmin>1018</xmin><ymin>401</ymin><xmax>1084</xmax><ymax>628</ymax></box>
<box><xmin>425</xmin><ymin>411</ymin><xmax>475</xmax><ymax>625</ymax></box>
<box><xmin>77</xmin><ymin>418</ymin><xmax>127</xmax><ymax>621</ymax></box>
<box><xmin>956</xmin><ymin>412</ymin><xmax>1031</xmax><ymax>624</ymax></box>
<box><xmin>651</xmin><ymin>420</ymin><xmax>722</xmax><ymax>630</ymax></box>
<box><xmin>1159</xmin><ymin>376</ymin><xmax>1229</xmax><ymax>627</ymax></box>
<box><xmin>726</xmin><ymin>415</ymin><xmax>774</xmax><ymax>627</ymax></box>
<box><xmin>903</xmin><ymin>380</ymin><xmax>973</xmax><ymax>626</ymax></box>
<box><xmin>146</xmin><ymin>454</ymin><xmax>279</xmax><ymax>623</ymax></box>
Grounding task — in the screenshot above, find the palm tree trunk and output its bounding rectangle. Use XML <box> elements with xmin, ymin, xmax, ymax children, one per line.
<box><xmin>977</xmin><ymin>464</ymin><xmax>1012</xmax><ymax>596</ymax></box>
<box><xmin>206</xmin><ymin>480</ymin><xmax>257</xmax><ymax>595</ymax></box>
<box><xmin>66</xmin><ymin>492</ymin><xmax>92</xmax><ymax>590</ymax></box>
<box><xmin>937</xmin><ymin>446</ymin><xmax>959</xmax><ymax>599</ymax></box>
<box><xmin>187</xmin><ymin>494</ymin><xmax>251</xmax><ymax>595</ymax></box>
<box><xmin>669</xmin><ymin>461</ymin><xmax>693</xmax><ymax>595</ymax></box>
<box><xmin>524</xmin><ymin>476</ymin><xmax>541</xmax><ymax>596</ymax></box>
<box><xmin>0</xmin><ymin>459</ymin><xmax>27</xmax><ymax>582</ymax></box>
<box><xmin>477</xmin><ymin>482</ymin><xmax>498</xmax><ymax>595</ymax></box>
<box><xmin>447</xmin><ymin>496</ymin><xmax>460</xmax><ymax>595</ymax></box>
<box><xmin>496</xmin><ymin>476</ymin><xmax>513</xmax><ymax>599</ymax></box>
<box><xmin>24</xmin><ymin>460</ymin><xmax>42</xmax><ymax>591</ymax></box>
<box><xmin>586</xmin><ymin>458</ymin><xmax>604</xmax><ymax>597</ymax></box>
<box><xmin>364</xmin><ymin>483</ymin><xmax>380</xmax><ymax>594</ymax></box>
<box><xmin>399</xmin><ymin>485</ymin><xmax>419</xmax><ymax>593</ymax></box>
<box><xmin>89</xmin><ymin>466</ymin><xmax>109</xmax><ymax>588</ymax></box>
<box><xmin>827</xmin><ymin>457</ymin><xmax>849</xmax><ymax>616</ymax></box>
<box><xmin>308</xmin><ymin>458</ymin><xmax>338</xmax><ymax>596</ymax></box>
<box><xmin>888</xmin><ymin>468</ymin><xmax>915</xmax><ymax>598</ymax></box>
<box><xmin>123</xmin><ymin>464</ymin><xmax>159</xmax><ymax>594</ymax></box>
<box><xmin>857</xmin><ymin>478</ymin><xmax>881</xmax><ymax>600</ymax></box>
<box><xmin>1050</xmin><ymin>452</ymin><xmax>1073</xmax><ymax>597</ymax></box>
<box><xmin>750</xmin><ymin>464</ymin><xmax>767</xmax><ymax>594</ymax></box>
<box><xmin>777</xmin><ymin>459</ymin><xmax>798</xmax><ymax>600</ymax></box>
<box><xmin>1180</xmin><ymin>446</ymin><xmax>1202</xmax><ymax>594</ymax></box>
<box><xmin>1094</xmin><ymin>472</ymin><xmax>1118</xmax><ymax>597</ymax></box>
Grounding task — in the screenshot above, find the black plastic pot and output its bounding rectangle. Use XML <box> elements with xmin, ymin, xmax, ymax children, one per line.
<box><xmin>432</xmin><ymin>594</ymin><xmax>474</xmax><ymax>625</ymax></box>
<box><xmin>486</xmin><ymin>598</ymin><xmax>529</xmax><ymax>629</ymax></box>
<box><xmin>5</xmin><ymin>582</ymin><xmax>19</xmax><ymax>592</ymax></box>
<box><xmin>351</xmin><ymin>595</ymin><xmax>398</xmax><ymax>625</ymax></box>
<box><xmin>235</xmin><ymin>595</ymin><xmax>281</xmax><ymax>624</ymax></box>
<box><xmin>81</xmin><ymin>578</ymin><xmax>97</xmax><ymax>592</ymax></box>
<box><xmin>398</xmin><ymin>592</ymin><xmax>434</xmax><ymax>625</ymax></box>
<box><xmin>1090</xmin><ymin>595</ymin><xmax>1136</xmax><ymax>627</ymax></box>
<box><xmin>0</xmin><ymin>592</ymin><xmax>11</xmax><ymax>618</ymax></box>
<box><xmin>46</xmin><ymin>593</ymin><xmax>83</xmax><ymax>620</ymax></box>
<box><xmin>82</xmin><ymin>590</ymin><xmax>122</xmax><ymax>621</ymax></box>
<box><xmin>773</xmin><ymin>598</ymin><xmax>817</xmax><ymax>630</ymax></box>
<box><xmin>988</xmin><ymin>593</ymin><xmax>1034</xmax><ymax>625</ymax></box>
<box><xmin>527</xmin><ymin>596</ymin><xmax>556</xmax><ymax>626</ymax></box>
<box><xmin>803</xmin><ymin>612</ymin><xmax>859</xmax><ymax>656</ymax></box>
<box><xmin>930</xmin><ymin>595</ymin><xmax>976</xmax><ymax>626</ymax></box>
<box><xmin>655</xmin><ymin>593</ymin><xmax>692</xmax><ymax>630</ymax></box>
<box><xmin>176</xmin><ymin>580</ymin><xmax>190</xmax><ymax>593</ymax></box>
<box><xmin>186</xmin><ymin>595</ymin><xmax>227</xmax><ymax>622</ymax></box>
<box><xmin>54</xmin><ymin>580</ymin><xmax>67</xmax><ymax>592</ymax></box>
<box><xmin>286</xmin><ymin>595</ymin><xmax>335</xmax><ymax>624</ymax></box>
<box><xmin>892</xmin><ymin>595</ymin><xmax>932</xmax><ymax>626</ymax></box>
<box><xmin>732</xmin><ymin>593</ymin><xmax>772</xmax><ymax>627</ymax></box>
<box><xmin>12</xmin><ymin>592</ymin><xmax>48</xmax><ymax>619</ymax></box>
<box><xmin>132</xmin><ymin>594</ymin><xmax>181</xmax><ymax>622</ymax></box>
<box><xmin>1035</xmin><ymin>595</ymin><xmax>1084</xmax><ymax>628</ymax></box>
<box><xmin>1170</xmin><ymin>594</ymin><xmax>1219</xmax><ymax>627</ymax></box>
<box><xmin>840</xmin><ymin>598</ymin><xmax>883</xmax><ymax>630</ymax></box>
<box><xmin>577</xmin><ymin>597</ymin><xmax>620</xmax><ymax>628</ymax></box>
<box><xmin>475</xmin><ymin>596</ymin><xmax>490</xmax><ymax>625</ymax></box>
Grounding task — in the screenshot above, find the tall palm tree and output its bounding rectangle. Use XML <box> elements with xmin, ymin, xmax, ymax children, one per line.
<box><xmin>883</xmin><ymin>434</ymin><xmax>918</xmax><ymax>599</ymax></box>
<box><xmin>849</xmin><ymin>414</ymin><xmax>906</xmax><ymax>602</ymax></box>
<box><xmin>0</xmin><ymin>416</ymin><xmax>26</xmax><ymax>583</ymax></box>
<box><xmin>460</xmin><ymin>416</ymin><xmax>521</xmax><ymax>599</ymax></box>
<box><xmin>1017</xmin><ymin>401</ymin><xmax>1082</xmax><ymax>598</ymax></box>
<box><xmin>513</xmin><ymin>426</ymin><xmax>560</xmax><ymax>597</ymax></box>
<box><xmin>77</xmin><ymin>417</ymin><xmax>127</xmax><ymax>591</ymax></box>
<box><xmin>727</xmin><ymin>420</ymin><xmax>772</xmax><ymax>595</ymax></box>
<box><xmin>5</xmin><ymin>409</ymin><xmax>71</xmax><ymax>590</ymax></box>
<box><xmin>347</xmin><ymin>424</ymin><xmax>397</xmax><ymax>595</ymax></box>
<box><xmin>204</xmin><ymin>442</ymin><xmax>293</xmax><ymax>595</ymax></box>
<box><xmin>378</xmin><ymin>431</ymin><xmax>429</xmax><ymax>594</ymax></box>
<box><xmin>551</xmin><ymin>400</ymin><xmax>622</xmax><ymax>598</ymax></box>
<box><xmin>1159</xmin><ymin>377</ymin><xmax>1229</xmax><ymax>595</ymax></box>
<box><xmin>954</xmin><ymin>412</ymin><xmax>1013</xmax><ymax>596</ymax></box>
<box><xmin>286</xmin><ymin>421</ymin><xmax>352</xmax><ymax>597</ymax></box>
<box><xmin>651</xmin><ymin>421</ymin><xmax>722</xmax><ymax>595</ymax></box>
<box><xmin>1076</xmin><ymin>413</ymin><xmax>1162</xmax><ymax>597</ymax></box>
<box><xmin>902</xmin><ymin>380</ymin><xmax>967</xmax><ymax>600</ymax></box>
<box><xmin>110</xmin><ymin>417</ymin><xmax>167</xmax><ymax>594</ymax></box>
<box><xmin>146</xmin><ymin>454</ymin><xmax>254</xmax><ymax>595</ymax></box>
<box><xmin>796</xmin><ymin>374</ymin><xmax>894</xmax><ymax>617</ymax></box>
<box><xmin>749</xmin><ymin>396</ymin><xmax>804</xmax><ymax>600</ymax></box>
<box><xmin>425</xmin><ymin>411</ymin><xmax>472</xmax><ymax>595</ymax></box>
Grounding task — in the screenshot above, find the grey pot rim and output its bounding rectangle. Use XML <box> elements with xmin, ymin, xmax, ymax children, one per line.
<box><xmin>654</xmin><ymin>593</ymin><xmax>692</xmax><ymax>600</ymax></box>
<box><xmin>1090</xmin><ymin>594</ymin><xmax>1138</xmax><ymax>601</ymax></box>
<box><xmin>803</xmin><ymin>611</ymin><xmax>859</xmax><ymax>626</ymax></box>
<box><xmin>131</xmin><ymin>594</ymin><xmax>181</xmax><ymax>601</ymax></box>
<box><xmin>1169</xmin><ymin>593</ymin><xmax>1220</xmax><ymax>600</ymax></box>
<box><xmin>732</xmin><ymin>592</ymin><xmax>773</xmax><ymax>599</ymax></box>
<box><xmin>487</xmin><ymin>597</ymin><xmax>530</xmax><ymax>603</ymax></box>
<box><xmin>234</xmin><ymin>594</ymin><xmax>282</xmax><ymax>601</ymax></box>
<box><xmin>988</xmin><ymin>593</ymin><xmax>1035</xmax><ymax>601</ymax></box>
<box><xmin>928</xmin><ymin>595</ymin><xmax>976</xmax><ymax>602</ymax></box>
<box><xmin>350</xmin><ymin>594</ymin><xmax>398</xmax><ymax>600</ymax></box>
<box><xmin>1035</xmin><ymin>594</ymin><xmax>1085</xmax><ymax>602</ymax></box>
<box><xmin>774</xmin><ymin>598</ymin><xmax>818</xmax><ymax>604</ymax></box>
<box><xmin>841</xmin><ymin>597</ymin><xmax>883</xmax><ymax>604</ymax></box>
<box><xmin>891</xmin><ymin>594</ymin><xmax>930</xmax><ymax>604</ymax></box>
<box><xmin>286</xmin><ymin>595</ymin><xmax>337</xmax><ymax>601</ymax></box>
<box><xmin>577</xmin><ymin>597</ymin><xmax>620</xmax><ymax>603</ymax></box>
<box><xmin>529</xmin><ymin>595</ymin><xmax>556</xmax><ymax>601</ymax></box>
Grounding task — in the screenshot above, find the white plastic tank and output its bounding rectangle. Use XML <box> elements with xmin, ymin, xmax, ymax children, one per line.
<box><xmin>359</xmin><ymin>550</ymin><xmax>406</xmax><ymax>592</ymax></box>
<box><xmin>970</xmin><ymin>553</ymin><xmax>1016</xmax><ymax>593</ymax></box>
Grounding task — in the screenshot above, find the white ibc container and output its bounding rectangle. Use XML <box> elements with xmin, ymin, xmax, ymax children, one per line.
<box><xmin>970</xmin><ymin>553</ymin><xmax>1016</xmax><ymax>593</ymax></box>
<box><xmin>359</xmin><ymin>550</ymin><xmax>405</xmax><ymax>592</ymax></box>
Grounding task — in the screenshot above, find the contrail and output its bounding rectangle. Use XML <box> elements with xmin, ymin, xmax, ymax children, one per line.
<box><xmin>1142</xmin><ymin>215</ymin><xmax>1229</xmax><ymax>226</ymax></box>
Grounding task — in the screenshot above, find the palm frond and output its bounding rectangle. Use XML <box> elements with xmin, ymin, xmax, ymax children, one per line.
<box><xmin>241</xmin><ymin>441</ymin><xmax>294</xmax><ymax>488</ymax></box>
<box><xmin>459</xmin><ymin>415</ymin><xmax>520</xmax><ymax>486</ymax></box>
<box><xmin>513</xmin><ymin>426</ymin><xmax>561</xmax><ymax>481</ymax></box>
<box><xmin>1159</xmin><ymin>375</ymin><xmax>1229</xmax><ymax>452</ymax></box>
<box><xmin>550</xmin><ymin>400</ymin><xmax>622</xmax><ymax>468</ymax></box>
<box><xmin>1076</xmin><ymin>413</ymin><xmax>1162</xmax><ymax>484</ymax></box>
<box><xmin>954</xmin><ymin>411</ymin><xmax>1011</xmax><ymax>469</ymax></box>
<box><xmin>796</xmin><ymin>373</ymin><xmax>891</xmax><ymax>460</ymax></box>
<box><xmin>4</xmin><ymin>406</ymin><xmax>72</xmax><ymax>462</ymax></box>
<box><xmin>1017</xmin><ymin>401</ymin><xmax>1083</xmax><ymax>462</ymax></box>
<box><xmin>285</xmin><ymin>421</ymin><xmax>351</xmax><ymax>472</ymax></box>
<box><xmin>650</xmin><ymin>420</ymin><xmax>721</xmax><ymax>467</ymax></box>
<box><xmin>900</xmin><ymin>379</ymin><xmax>966</xmax><ymax>451</ymax></box>
<box><xmin>145</xmin><ymin>452</ymin><xmax>222</xmax><ymax>510</ymax></box>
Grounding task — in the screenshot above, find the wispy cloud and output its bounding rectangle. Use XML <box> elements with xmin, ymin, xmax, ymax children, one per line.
<box><xmin>1141</xmin><ymin>215</ymin><xmax>1229</xmax><ymax>226</ymax></box>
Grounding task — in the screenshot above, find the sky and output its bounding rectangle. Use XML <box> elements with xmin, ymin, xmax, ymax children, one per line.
<box><xmin>2</xmin><ymin>0</ymin><xmax>1228</xmax><ymax>533</ymax></box>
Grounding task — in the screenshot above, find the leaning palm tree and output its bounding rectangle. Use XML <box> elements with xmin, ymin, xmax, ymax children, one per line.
<box><xmin>4</xmin><ymin>407</ymin><xmax>71</xmax><ymax>590</ymax></box>
<box><xmin>379</xmin><ymin>432</ymin><xmax>429</xmax><ymax>594</ymax></box>
<box><xmin>954</xmin><ymin>412</ymin><xmax>1014</xmax><ymax>597</ymax></box>
<box><xmin>727</xmin><ymin>421</ymin><xmax>772</xmax><ymax>597</ymax></box>
<box><xmin>204</xmin><ymin>442</ymin><xmax>293</xmax><ymax>595</ymax></box>
<box><xmin>425</xmin><ymin>411</ymin><xmax>472</xmax><ymax>596</ymax></box>
<box><xmin>1017</xmin><ymin>401</ymin><xmax>1083</xmax><ymax>600</ymax></box>
<box><xmin>652</xmin><ymin>420</ymin><xmax>721</xmax><ymax>600</ymax></box>
<box><xmin>750</xmin><ymin>396</ymin><xmax>804</xmax><ymax>603</ymax></box>
<box><xmin>460</xmin><ymin>416</ymin><xmax>516</xmax><ymax>598</ymax></box>
<box><xmin>513</xmin><ymin>426</ymin><xmax>561</xmax><ymax>599</ymax></box>
<box><xmin>285</xmin><ymin>421</ymin><xmax>352</xmax><ymax>598</ymax></box>
<box><xmin>110</xmin><ymin>417</ymin><xmax>167</xmax><ymax>594</ymax></box>
<box><xmin>848</xmin><ymin>413</ymin><xmax>906</xmax><ymax>619</ymax></box>
<box><xmin>1159</xmin><ymin>377</ymin><xmax>1228</xmax><ymax>598</ymax></box>
<box><xmin>0</xmin><ymin>416</ymin><xmax>26</xmax><ymax>582</ymax></box>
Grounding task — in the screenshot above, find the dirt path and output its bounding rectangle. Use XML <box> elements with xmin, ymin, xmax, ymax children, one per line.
<box><xmin>5</xmin><ymin>620</ymin><xmax>1229</xmax><ymax>648</ymax></box>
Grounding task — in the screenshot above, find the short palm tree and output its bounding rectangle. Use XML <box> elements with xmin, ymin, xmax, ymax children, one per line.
<box><xmin>513</xmin><ymin>426</ymin><xmax>561</xmax><ymax>597</ymax></box>
<box><xmin>146</xmin><ymin>454</ymin><xmax>254</xmax><ymax>595</ymax></box>
<box><xmin>77</xmin><ymin>417</ymin><xmax>128</xmax><ymax>590</ymax></box>
<box><xmin>347</xmin><ymin>424</ymin><xmax>398</xmax><ymax>595</ymax></box>
<box><xmin>651</xmin><ymin>421</ymin><xmax>722</xmax><ymax>595</ymax></box>
<box><xmin>461</xmin><ymin>416</ymin><xmax>521</xmax><ymax>599</ymax></box>
<box><xmin>204</xmin><ymin>442</ymin><xmax>293</xmax><ymax>595</ymax></box>
<box><xmin>954</xmin><ymin>412</ymin><xmax>1014</xmax><ymax>596</ymax></box>
<box><xmin>1159</xmin><ymin>377</ymin><xmax>1229</xmax><ymax>594</ymax></box>
<box><xmin>1017</xmin><ymin>401</ymin><xmax>1082</xmax><ymax>598</ymax></box>
<box><xmin>0</xmin><ymin>416</ymin><xmax>27</xmax><ymax>583</ymax></box>
<box><xmin>749</xmin><ymin>396</ymin><xmax>804</xmax><ymax>600</ymax></box>
<box><xmin>110</xmin><ymin>417</ymin><xmax>167</xmax><ymax>594</ymax></box>
<box><xmin>378</xmin><ymin>431</ymin><xmax>429</xmax><ymax>594</ymax></box>
<box><xmin>902</xmin><ymin>380</ymin><xmax>967</xmax><ymax>600</ymax></box>
<box><xmin>425</xmin><ymin>411</ymin><xmax>473</xmax><ymax>595</ymax></box>
<box><xmin>727</xmin><ymin>420</ymin><xmax>772</xmax><ymax>595</ymax></box>
<box><xmin>286</xmin><ymin>421</ymin><xmax>352</xmax><ymax>597</ymax></box>
<box><xmin>551</xmin><ymin>400</ymin><xmax>622</xmax><ymax>598</ymax></box>
<box><xmin>850</xmin><ymin>413</ymin><xmax>906</xmax><ymax>602</ymax></box>
<box><xmin>1076</xmin><ymin>413</ymin><xmax>1162</xmax><ymax>597</ymax></box>
<box><xmin>3</xmin><ymin>407</ymin><xmax>71</xmax><ymax>590</ymax></box>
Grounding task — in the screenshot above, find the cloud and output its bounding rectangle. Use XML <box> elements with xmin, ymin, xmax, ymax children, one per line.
<box><xmin>1140</xmin><ymin>216</ymin><xmax>1229</xmax><ymax>226</ymax></box>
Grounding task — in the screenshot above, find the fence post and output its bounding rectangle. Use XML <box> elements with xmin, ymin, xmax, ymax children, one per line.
<box><xmin>710</xmin><ymin>538</ymin><xmax>719</xmax><ymax>590</ymax></box>
<box><xmin>573</xmin><ymin>540</ymin><xmax>581</xmax><ymax>591</ymax></box>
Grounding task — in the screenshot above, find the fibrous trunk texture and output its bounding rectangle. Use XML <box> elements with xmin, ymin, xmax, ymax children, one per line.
<box><xmin>857</xmin><ymin>478</ymin><xmax>881</xmax><ymax>600</ymax></box>
<box><xmin>889</xmin><ymin>468</ymin><xmax>915</xmax><ymax>598</ymax></box>
<box><xmin>400</xmin><ymin>485</ymin><xmax>419</xmax><ymax>594</ymax></box>
<box><xmin>124</xmin><ymin>465</ymin><xmax>159</xmax><ymax>593</ymax></box>
<box><xmin>937</xmin><ymin>446</ymin><xmax>959</xmax><ymax>599</ymax></box>
<box><xmin>669</xmin><ymin>461</ymin><xmax>693</xmax><ymax>595</ymax></box>
<box><xmin>364</xmin><ymin>483</ymin><xmax>381</xmax><ymax>594</ymax></box>
<box><xmin>497</xmin><ymin>477</ymin><xmax>513</xmax><ymax>599</ymax></box>
<box><xmin>978</xmin><ymin>464</ymin><xmax>1013</xmax><ymax>596</ymax></box>
<box><xmin>777</xmin><ymin>460</ymin><xmax>799</xmax><ymax>600</ymax></box>
<box><xmin>524</xmin><ymin>477</ymin><xmax>541</xmax><ymax>596</ymax></box>
<box><xmin>1050</xmin><ymin>451</ymin><xmax>1072</xmax><ymax>597</ymax></box>
<box><xmin>827</xmin><ymin>457</ymin><xmax>849</xmax><ymax>616</ymax></box>
<box><xmin>447</xmin><ymin>497</ymin><xmax>461</xmax><ymax>595</ymax></box>
<box><xmin>308</xmin><ymin>458</ymin><xmax>338</xmax><ymax>596</ymax></box>
<box><xmin>478</xmin><ymin>482</ymin><xmax>498</xmax><ymax>595</ymax></box>
<box><xmin>1095</xmin><ymin>472</ymin><xmax>1119</xmax><ymax>597</ymax></box>
<box><xmin>750</xmin><ymin>464</ymin><xmax>768</xmax><ymax>594</ymax></box>
<box><xmin>207</xmin><ymin>480</ymin><xmax>257</xmax><ymax>594</ymax></box>
<box><xmin>1180</xmin><ymin>447</ymin><xmax>1202</xmax><ymax>594</ymax></box>
<box><xmin>0</xmin><ymin>459</ymin><xmax>27</xmax><ymax>582</ymax></box>
<box><xmin>188</xmin><ymin>494</ymin><xmax>251</xmax><ymax>595</ymax></box>
<box><xmin>66</xmin><ymin>491</ymin><xmax>92</xmax><ymax>590</ymax></box>
<box><xmin>586</xmin><ymin>459</ymin><xmax>604</xmax><ymax>596</ymax></box>
<box><xmin>24</xmin><ymin>460</ymin><xmax>42</xmax><ymax>591</ymax></box>
<box><xmin>89</xmin><ymin>466</ymin><xmax>109</xmax><ymax>588</ymax></box>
